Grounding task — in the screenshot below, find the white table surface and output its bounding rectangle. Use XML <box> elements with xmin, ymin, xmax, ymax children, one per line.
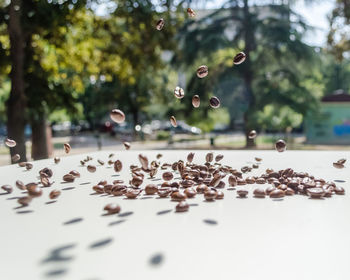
<box><xmin>0</xmin><ymin>150</ymin><xmax>349</xmax><ymax>280</ymax></box>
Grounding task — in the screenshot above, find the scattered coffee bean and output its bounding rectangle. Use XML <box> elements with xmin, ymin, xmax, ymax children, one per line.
<box><xmin>307</xmin><ymin>187</ymin><xmax>325</xmax><ymax>199</ymax></box>
<box><xmin>176</xmin><ymin>201</ymin><xmax>189</xmax><ymax>212</ymax></box>
<box><xmin>41</xmin><ymin>176</ymin><xmax>54</xmax><ymax>187</ymax></box>
<box><xmin>215</xmin><ymin>154</ymin><xmax>224</xmax><ymax>162</ymax></box>
<box><xmin>253</xmin><ymin>188</ymin><xmax>265</xmax><ymax>198</ymax></box>
<box><xmin>162</xmin><ymin>171</ymin><xmax>174</xmax><ymax>181</ymax></box>
<box><xmin>333</xmin><ymin>162</ymin><xmax>344</xmax><ymax>169</ymax></box>
<box><xmin>248</xmin><ymin>130</ymin><xmax>257</xmax><ymax>139</ymax></box>
<box><xmin>87</xmin><ymin>165</ymin><xmax>96</xmax><ymax>173</ymax></box>
<box><xmin>11</xmin><ymin>154</ymin><xmax>20</xmax><ymax>162</ymax></box>
<box><xmin>1</xmin><ymin>185</ymin><xmax>13</xmax><ymax>194</ymax></box>
<box><xmin>209</xmin><ymin>96</ymin><xmax>220</xmax><ymax>108</ymax></box>
<box><xmin>171</xmin><ymin>191</ymin><xmax>187</xmax><ymax>201</ymax></box>
<box><xmin>17</xmin><ymin>196</ymin><xmax>32</xmax><ymax>206</ymax></box>
<box><xmin>27</xmin><ymin>184</ymin><xmax>42</xmax><ymax>197</ymax></box>
<box><xmin>16</xmin><ymin>180</ymin><xmax>26</xmax><ymax>190</ymax></box>
<box><xmin>18</xmin><ymin>162</ymin><xmax>26</xmax><ymax>167</ymax></box>
<box><xmin>110</xmin><ymin>109</ymin><xmax>125</xmax><ymax>123</ymax></box>
<box><xmin>138</xmin><ymin>154</ymin><xmax>149</xmax><ymax>170</ymax></box>
<box><xmin>25</xmin><ymin>162</ymin><xmax>33</xmax><ymax>170</ymax></box>
<box><xmin>216</xmin><ymin>190</ymin><xmax>224</xmax><ymax>199</ymax></box>
<box><xmin>49</xmin><ymin>190</ymin><xmax>61</xmax><ymax>200</ymax></box>
<box><xmin>334</xmin><ymin>186</ymin><xmax>345</xmax><ymax>195</ymax></box>
<box><xmin>255</xmin><ymin>157</ymin><xmax>262</xmax><ymax>162</ymax></box>
<box><xmin>69</xmin><ymin>170</ymin><xmax>80</xmax><ymax>178</ymax></box>
<box><xmin>170</xmin><ymin>116</ymin><xmax>177</xmax><ymax>127</ymax></box>
<box><xmin>97</xmin><ymin>159</ymin><xmax>105</xmax><ymax>165</ymax></box>
<box><xmin>54</xmin><ymin>157</ymin><xmax>60</xmax><ymax>164</ymax></box>
<box><xmin>64</xmin><ymin>143</ymin><xmax>71</xmax><ymax>154</ymax></box>
<box><xmin>187</xmin><ymin>7</ymin><xmax>196</xmax><ymax>17</ymax></box>
<box><xmin>125</xmin><ymin>189</ymin><xmax>142</xmax><ymax>199</ymax></box>
<box><xmin>275</xmin><ymin>139</ymin><xmax>286</xmax><ymax>152</ymax></box>
<box><xmin>145</xmin><ymin>184</ymin><xmax>158</xmax><ymax>195</ymax></box>
<box><xmin>196</xmin><ymin>65</ymin><xmax>208</xmax><ymax>78</ymax></box>
<box><xmin>337</xmin><ymin>158</ymin><xmax>346</xmax><ymax>165</ymax></box>
<box><xmin>123</xmin><ymin>142</ymin><xmax>131</xmax><ymax>150</ymax></box>
<box><xmin>114</xmin><ymin>160</ymin><xmax>123</xmax><ymax>172</ymax></box>
<box><xmin>174</xmin><ymin>86</ymin><xmax>185</xmax><ymax>99</ymax></box>
<box><xmin>156</xmin><ymin>18</ymin><xmax>164</xmax><ymax>31</ymax></box>
<box><xmin>233</xmin><ymin>51</ymin><xmax>246</xmax><ymax>65</ymax></box>
<box><xmin>204</xmin><ymin>189</ymin><xmax>217</xmax><ymax>201</ymax></box>
<box><xmin>237</xmin><ymin>189</ymin><xmax>248</xmax><ymax>198</ymax></box>
<box><xmin>5</xmin><ymin>138</ymin><xmax>16</xmax><ymax>148</ymax></box>
<box><xmin>63</xmin><ymin>174</ymin><xmax>75</xmax><ymax>182</ymax></box>
<box><xmin>269</xmin><ymin>189</ymin><xmax>285</xmax><ymax>198</ymax></box>
<box><xmin>192</xmin><ymin>95</ymin><xmax>200</xmax><ymax>108</ymax></box>
<box><xmin>104</xmin><ymin>203</ymin><xmax>121</xmax><ymax>215</ymax></box>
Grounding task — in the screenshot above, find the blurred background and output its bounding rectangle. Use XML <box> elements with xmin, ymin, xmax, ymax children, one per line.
<box><xmin>0</xmin><ymin>0</ymin><xmax>350</xmax><ymax>166</ymax></box>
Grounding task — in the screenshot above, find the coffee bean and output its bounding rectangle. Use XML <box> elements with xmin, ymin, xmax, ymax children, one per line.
<box><xmin>93</xmin><ymin>185</ymin><xmax>104</xmax><ymax>193</ymax></box>
<box><xmin>187</xmin><ymin>7</ymin><xmax>196</xmax><ymax>17</ymax></box>
<box><xmin>215</xmin><ymin>154</ymin><xmax>224</xmax><ymax>162</ymax></box>
<box><xmin>337</xmin><ymin>158</ymin><xmax>346</xmax><ymax>165</ymax></box>
<box><xmin>248</xmin><ymin>130</ymin><xmax>257</xmax><ymax>139</ymax></box>
<box><xmin>265</xmin><ymin>186</ymin><xmax>276</xmax><ymax>195</ymax></box>
<box><xmin>110</xmin><ymin>109</ymin><xmax>125</xmax><ymax>123</ymax></box>
<box><xmin>333</xmin><ymin>162</ymin><xmax>344</xmax><ymax>169</ymax></box>
<box><xmin>176</xmin><ymin>201</ymin><xmax>189</xmax><ymax>212</ymax></box>
<box><xmin>174</xmin><ymin>86</ymin><xmax>185</xmax><ymax>99</ymax></box>
<box><xmin>16</xmin><ymin>180</ymin><xmax>26</xmax><ymax>190</ymax></box>
<box><xmin>269</xmin><ymin>189</ymin><xmax>285</xmax><ymax>198</ymax></box>
<box><xmin>255</xmin><ymin>157</ymin><xmax>262</xmax><ymax>162</ymax></box>
<box><xmin>25</xmin><ymin>162</ymin><xmax>33</xmax><ymax>170</ymax></box>
<box><xmin>162</xmin><ymin>171</ymin><xmax>173</xmax><ymax>181</ymax></box>
<box><xmin>275</xmin><ymin>139</ymin><xmax>286</xmax><ymax>152</ymax></box>
<box><xmin>285</xmin><ymin>188</ymin><xmax>295</xmax><ymax>196</ymax></box>
<box><xmin>138</xmin><ymin>154</ymin><xmax>149</xmax><ymax>170</ymax></box>
<box><xmin>256</xmin><ymin>177</ymin><xmax>266</xmax><ymax>184</ymax></box>
<box><xmin>233</xmin><ymin>52</ymin><xmax>246</xmax><ymax>65</ymax></box>
<box><xmin>87</xmin><ymin>165</ymin><xmax>96</xmax><ymax>173</ymax></box>
<box><xmin>145</xmin><ymin>184</ymin><xmax>158</xmax><ymax>195</ymax></box>
<box><xmin>216</xmin><ymin>190</ymin><xmax>224</xmax><ymax>199</ymax></box>
<box><xmin>170</xmin><ymin>116</ymin><xmax>177</xmax><ymax>127</ymax></box>
<box><xmin>104</xmin><ymin>184</ymin><xmax>113</xmax><ymax>194</ymax></box>
<box><xmin>156</xmin><ymin>153</ymin><xmax>162</xmax><ymax>159</ymax></box>
<box><xmin>41</xmin><ymin>177</ymin><xmax>54</xmax><ymax>187</ymax></box>
<box><xmin>192</xmin><ymin>95</ymin><xmax>200</xmax><ymax>108</ymax></box>
<box><xmin>187</xmin><ymin>152</ymin><xmax>195</xmax><ymax>163</ymax></box>
<box><xmin>123</xmin><ymin>142</ymin><xmax>131</xmax><ymax>150</ymax></box>
<box><xmin>130</xmin><ymin>176</ymin><xmax>143</xmax><ymax>187</ymax></box>
<box><xmin>69</xmin><ymin>170</ymin><xmax>80</xmax><ymax>178</ymax></box>
<box><xmin>157</xmin><ymin>188</ymin><xmax>171</xmax><ymax>198</ymax></box>
<box><xmin>171</xmin><ymin>191</ymin><xmax>187</xmax><ymax>201</ymax></box>
<box><xmin>11</xmin><ymin>154</ymin><xmax>20</xmax><ymax>162</ymax></box>
<box><xmin>54</xmin><ymin>157</ymin><xmax>60</xmax><ymax>164</ymax></box>
<box><xmin>63</xmin><ymin>174</ymin><xmax>75</xmax><ymax>182</ymax></box>
<box><xmin>27</xmin><ymin>184</ymin><xmax>42</xmax><ymax>197</ymax></box>
<box><xmin>237</xmin><ymin>178</ymin><xmax>246</xmax><ymax>185</ymax></box>
<box><xmin>307</xmin><ymin>187</ymin><xmax>325</xmax><ymax>198</ymax></box>
<box><xmin>196</xmin><ymin>65</ymin><xmax>208</xmax><ymax>78</ymax></box>
<box><xmin>196</xmin><ymin>184</ymin><xmax>208</xmax><ymax>194</ymax></box>
<box><xmin>204</xmin><ymin>189</ymin><xmax>217</xmax><ymax>201</ymax></box>
<box><xmin>18</xmin><ymin>162</ymin><xmax>27</xmax><ymax>167</ymax></box>
<box><xmin>156</xmin><ymin>18</ymin><xmax>164</xmax><ymax>30</ymax></box>
<box><xmin>209</xmin><ymin>96</ymin><xmax>220</xmax><ymax>108</ymax></box>
<box><xmin>97</xmin><ymin>159</ymin><xmax>105</xmax><ymax>165</ymax></box>
<box><xmin>17</xmin><ymin>196</ymin><xmax>32</xmax><ymax>206</ymax></box>
<box><xmin>253</xmin><ymin>188</ymin><xmax>265</xmax><ymax>198</ymax></box>
<box><xmin>237</xmin><ymin>189</ymin><xmax>248</xmax><ymax>198</ymax></box>
<box><xmin>125</xmin><ymin>189</ymin><xmax>142</xmax><ymax>199</ymax></box>
<box><xmin>104</xmin><ymin>203</ymin><xmax>121</xmax><ymax>215</ymax></box>
<box><xmin>1</xmin><ymin>185</ymin><xmax>13</xmax><ymax>194</ymax></box>
<box><xmin>228</xmin><ymin>175</ymin><xmax>237</xmax><ymax>186</ymax></box>
<box><xmin>111</xmin><ymin>185</ymin><xmax>127</xmax><ymax>196</ymax></box>
<box><xmin>63</xmin><ymin>143</ymin><xmax>71</xmax><ymax>154</ymax></box>
<box><xmin>5</xmin><ymin>138</ymin><xmax>16</xmax><ymax>148</ymax></box>
<box><xmin>334</xmin><ymin>186</ymin><xmax>345</xmax><ymax>195</ymax></box>
<box><xmin>184</xmin><ymin>187</ymin><xmax>196</xmax><ymax>198</ymax></box>
<box><xmin>205</xmin><ymin>152</ymin><xmax>213</xmax><ymax>162</ymax></box>
<box><xmin>49</xmin><ymin>190</ymin><xmax>61</xmax><ymax>200</ymax></box>
<box><xmin>246</xmin><ymin>177</ymin><xmax>255</xmax><ymax>184</ymax></box>
<box><xmin>114</xmin><ymin>160</ymin><xmax>123</xmax><ymax>172</ymax></box>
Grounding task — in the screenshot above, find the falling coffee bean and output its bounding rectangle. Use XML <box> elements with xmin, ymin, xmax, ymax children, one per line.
<box><xmin>215</xmin><ymin>154</ymin><xmax>224</xmax><ymax>162</ymax></box>
<box><xmin>170</xmin><ymin>116</ymin><xmax>177</xmax><ymax>127</ymax></box>
<box><xmin>17</xmin><ymin>196</ymin><xmax>32</xmax><ymax>206</ymax></box>
<box><xmin>93</xmin><ymin>185</ymin><xmax>104</xmax><ymax>194</ymax></box>
<box><xmin>156</xmin><ymin>18</ymin><xmax>164</xmax><ymax>31</ymax></box>
<box><xmin>184</xmin><ymin>187</ymin><xmax>197</xmax><ymax>198</ymax></box>
<box><xmin>114</xmin><ymin>160</ymin><xmax>123</xmax><ymax>172</ymax></box>
<box><xmin>125</xmin><ymin>189</ymin><xmax>142</xmax><ymax>199</ymax></box>
<box><xmin>192</xmin><ymin>95</ymin><xmax>200</xmax><ymax>108</ymax></box>
<box><xmin>233</xmin><ymin>52</ymin><xmax>246</xmax><ymax>65</ymax></box>
<box><xmin>104</xmin><ymin>203</ymin><xmax>121</xmax><ymax>215</ymax></box>
<box><xmin>187</xmin><ymin>152</ymin><xmax>195</xmax><ymax>163</ymax></box>
<box><xmin>110</xmin><ymin>109</ymin><xmax>125</xmax><ymax>124</ymax></box>
<box><xmin>209</xmin><ymin>96</ymin><xmax>220</xmax><ymax>108</ymax></box>
<box><xmin>16</xmin><ymin>180</ymin><xmax>26</xmax><ymax>190</ymax></box>
<box><xmin>64</xmin><ymin>143</ymin><xmax>71</xmax><ymax>154</ymax></box>
<box><xmin>1</xmin><ymin>185</ymin><xmax>13</xmax><ymax>194</ymax></box>
<box><xmin>69</xmin><ymin>170</ymin><xmax>80</xmax><ymax>178</ymax></box>
<box><xmin>5</xmin><ymin>138</ymin><xmax>16</xmax><ymax>148</ymax></box>
<box><xmin>11</xmin><ymin>154</ymin><xmax>20</xmax><ymax>163</ymax></box>
<box><xmin>275</xmin><ymin>139</ymin><xmax>286</xmax><ymax>153</ymax></box>
<box><xmin>27</xmin><ymin>184</ymin><xmax>42</xmax><ymax>197</ymax></box>
<box><xmin>337</xmin><ymin>158</ymin><xmax>346</xmax><ymax>165</ymax></box>
<box><xmin>49</xmin><ymin>190</ymin><xmax>61</xmax><ymax>200</ymax></box>
<box><xmin>123</xmin><ymin>142</ymin><xmax>131</xmax><ymax>150</ymax></box>
<box><xmin>174</xmin><ymin>86</ymin><xmax>185</xmax><ymax>99</ymax></box>
<box><xmin>87</xmin><ymin>165</ymin><xmax>96</xmax><ymax>173</ymax></box>
<box><xmin>248</xmin><ymin>130</ymin><xmax>257</xmax><ymax>139</ymax></box>
<box><xmin>145</xmin><ymin>184</ymin><xmax>158</xmax><ymax>195</ymax></box>
<box><xmin>63</xmin><ymin>174</ymin><xmax>75</xmax><ymax>182</ymax></box>
<box><xmin>138</xmin><ymin>154</ymin><xmax>149</xmax><ymax>170</ymax></box>
<box><xmin>187</xmin><ymin>7</ymin><xmax>196</xmax><ymax>17</ymax></box>
<box><xmin>196</xmin><ymin>65</ymin><xmax>208</xmax><ymax>78</ymax></box>
<box><xmin>176</xmin><ymin>201</ymin><xmax>189</xmax><ymax>212</ymax></box>
<box><xmin>54</xmin><ymin>157</ymin><xmax>60</xmax><ymax>164</ymax></box>
<box><xmin>333</xmin><ymin>162</ymin><xmax>344</xmax><ymax>169</ymax></box>
<box><xmin>25</xmin><ymin>162</ymin><xmax>33</xmax><ymax>171</ymax></box>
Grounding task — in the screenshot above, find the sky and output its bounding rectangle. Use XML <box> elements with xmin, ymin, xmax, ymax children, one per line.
<box><xmin>94</xmin><ymin>0</ymin><xmax>335</xmax><ymax>47</ymax></box>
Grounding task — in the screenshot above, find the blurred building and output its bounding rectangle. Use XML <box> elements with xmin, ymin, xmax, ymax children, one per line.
<box><xmin>305</xmin><ymin>90</ymin><xmax>350</xmax><ymax>144</ymax></box>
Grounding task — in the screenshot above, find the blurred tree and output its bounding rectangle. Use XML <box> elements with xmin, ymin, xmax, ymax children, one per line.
<box><xmin>176</xmin><ymin>0</ymin><xmax>320</xmax><ymax>147</ymax></box>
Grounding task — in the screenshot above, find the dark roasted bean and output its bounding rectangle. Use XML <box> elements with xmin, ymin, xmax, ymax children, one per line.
<box><xmin>1</xmin><ymin>185</ymin><xmax>13</xmax><ymax>194</ymax></box>
<box><xmin>49</xmin><ymin>190</ymin><xmax>61</xmax><ymax>200</ymax></box>
<box><xmin>114</xmin><ymin>160</ymin><xmax>123</xmax><ymax>172</ymax></box>
<box><xmin>110</xmin><ymin>109</ymin><xmax>125</xmax><ymax>123</ymax></box>
<box><xmin>87</xmin><ymin>165</ymin><xmax>96</xmax><ymax>173</ymax></box>
<box><xmin>145</xmin><ymin>184</ymin><xmax>158</xmax><ymax>195</ymax></box>
<box><xmin>184</xmin><ymin>187</ymin><xmax>196</xmax><ymax>198</ymax></box>
<box><xmin>93</xmin><ymin>185</ymin><xmax>104</xmax><ymax>194</ymax></box>
<box><xmin>104</xmin><ymin>203</ymin><xmax>121</xmax><ymax>215</ymax></box>
<box><xmin>196</xmin><ymin>65</ymin><xmax>208</xmax><ymax>78</ymax></box>
<box><xmin>63</xmin><ymin>143</ymin><xmax>71</xmax><ymax>154</ymax></box>
<box><xmin>176</xmin><ymin>201</ymin><xmax>189</xmax><ymax>212</ymax></box>
<box><xmin>204</xmin><ymin>190</ymin><xmax>217</xmax><ymax>201</ymax></box>
<box><xmin>269</xmin><ymin>189</ymin><xmax>285</xmax><ymax>198</ymax></box>
<box><xmin>125</xmin><ymin>189</ymin><xmax>142</xmax><ymax>199</ymax></box>
<box><xmin>253</xmin><ymin>188</ymin><xmax>265</xmax><ymax>198</ymax></box>
<box><xmin>27</xmin><ymin>184</ymin><xmax>42</xmax><ymax>197</ymax></box>
<box><xmin>171</xmin><ymin>191</ymin><xmax>187</xmax><ymax>201</ymax></box>
<box><xmin>63</xmin><ymin>174</ymin><xmax>75</xmax><ymax>182</ymax></box>
<box><xmin>162</xmin><ymin>171</ymin><xmax>173</xmax><ymax>181</ymax></box>
<box><xmin>233</xmin><ymin>52</ymin><xmax>246</xmax><ymax>65</ymax></box>
<box><xmin>209</xmin><ymin>96</ymin><xmax>220</xmax><ymax>108</ymax></box>
<box><xmin>17</xmin><ymin>196</ymin><xmax>32</xmax><ymax>206</ymax></box>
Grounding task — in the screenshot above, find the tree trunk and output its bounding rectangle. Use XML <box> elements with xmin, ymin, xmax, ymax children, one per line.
<box><xmin>31</xmin><ymin>114</ymin><xmax>49</xmax><ymax>160</ymax></box>
<box><xmin>6</xmin><ymin>0</ymin><xmax>27</xmax><ymax>163</ymax></box>
<box><xmin>243</xmin><ymin>0</ymin><xmax>256</xmax><ymax>148</ymax></box>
